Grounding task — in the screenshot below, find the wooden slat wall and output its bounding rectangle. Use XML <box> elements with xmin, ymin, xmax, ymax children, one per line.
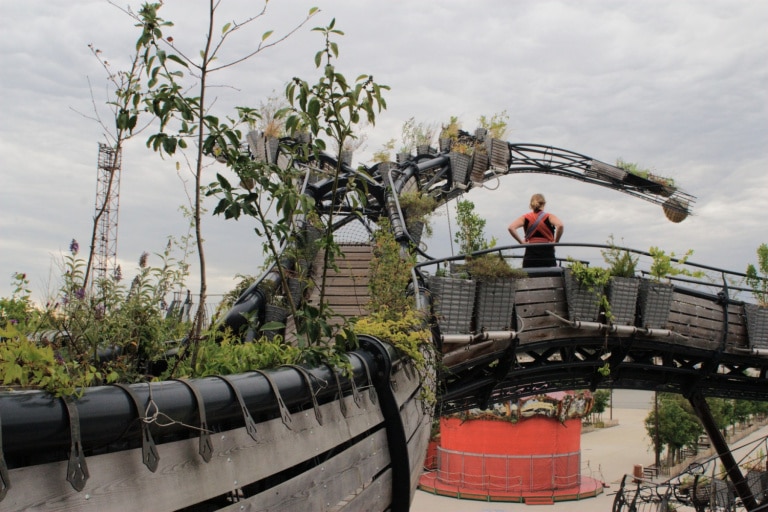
<box><xmin>666</xmin><ymin>292</ymin><xmax>748</xmax><ymax>352</ymax></box>
<box><xmin>514</xmin><ymin>276</ymin><xmax>595</xmax><ymax>345</ymax></box>
<box><xmin>5</xmin><ymin>393</ymin><xmax>383</xmax><ymax>512</ymax></box>
<box><xmin>225</xmin><ymin>430</ymin><xmax>391</xmax><ymax>512</ymax></box>
<box><xmin>391</xmin><ymin>357</ymin><xmax>434</xmax><ymax>506</ymax></box>
<box><xmin>284</xmin><ymin>244</ymin><xmax>373</xmax><ymax>344</ymax></box>
<box><xmin>336</xmin><ymin>469</ymin><xmax>393</xmax><ymax>512</ymax></box>
<box><xmin>306</xmin><ymin>244</ymin><xmax>373</xmax><ymax>319</ymax></box>
<box><xmin>391</xmin><ymin>362</ymin><xmax>421</xmax><ymax>409</ymax></box>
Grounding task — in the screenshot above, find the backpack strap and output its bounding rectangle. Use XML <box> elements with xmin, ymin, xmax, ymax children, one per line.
<box><xmin>525</xmin><ymin>212</ymin><xmax>549</xmax><ymax>241</ymax></box>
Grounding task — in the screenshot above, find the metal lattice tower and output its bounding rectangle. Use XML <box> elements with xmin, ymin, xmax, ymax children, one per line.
<box><xmin>93</xmin><ymin>143</ymin><xmax>122</xmax><ymax>289</ymax></box>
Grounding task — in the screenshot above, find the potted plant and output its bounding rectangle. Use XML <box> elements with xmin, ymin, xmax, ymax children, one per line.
<box><xmin>478</xmin><ymin>111</ymin><xmax>511</xmax><ymax>170</ymax></box>
<box><xmin>414</xmin><ymin>121</ymin><xmax>437</xmax><ymax>156</ymax></box>
<box><xmin>564</xmin><ymin>260</ymin><xmax>611</xmax><ymax>322</ymax></box>
<box><xmin>638</xmin><ymin>247</ymin><xmax>701</xmax><ymax>329</ymax></box>
<box><xmin>438</xmin><ymin>115</ymin><xmax>460</xmax><ymax>152</ymax></box>
<box><xmin>602</xmin><ymin>237</ymin><xmax>640</xmax><ymax>325</ymax></box>
<box><xmin>250</xmin><ymin>95</ymin><xmax>287</xmax><ymax>164</ymax></box>
<box><xmin>466</xmin><ymin>254</ymin><xmax>526</xmax><ymax>331</ymax></box>
<box><xmin>745</xmin><ymin>243</ymin><xmax>768</xmax><ymax>349</ymax></box>
<box><xmin>616</xmin><ymin>158</ymin><xmax>677</xmax><ymax>197</ymax></box>
<box><xmin>398</xmin><ymin>191</ymin><xmax>437</xmax><ymax>247</ymax></box>
<box><xmin>396</xmin><ymin>117</ymin><xmax>417</xmax><ymax>163</ymax></box>
<box><xmin>255</xmin><ymin>278</ymin><xmax>289</xmax><ymax>340</ymax></box>
<box><xmin>439</xmin><ymin>117</ymin><xmax>473</xmax><ymax>187</ymax></box>
<box><xmin>427</xmin><ymin>267</ymin><xmax>476</xmax><ymax>335</ymax></box>
<box><xmin>455</xmin><ymin>199</ymin><xmax>525</xmax><ymax>332</ymax></box>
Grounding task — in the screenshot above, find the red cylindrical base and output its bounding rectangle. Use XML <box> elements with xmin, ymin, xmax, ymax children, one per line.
<box><xmin>437</xmin><ymin>416</ymin><xmax>582</xmax><ymax>492</ymax></box>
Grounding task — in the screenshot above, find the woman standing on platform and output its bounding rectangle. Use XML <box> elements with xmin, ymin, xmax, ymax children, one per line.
<box><xmin>507</xmin><ymin>193</ymin><xmax>564</xmax><ymax>268</ymax></box>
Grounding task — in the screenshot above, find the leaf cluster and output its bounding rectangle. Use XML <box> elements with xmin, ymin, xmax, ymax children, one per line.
<box><xmin>477</xmin><ymin>110</ymin><xmax>509</xmax><ymax>140</ymax></box>
<box><xmin>616</xmin><ymin>158</ymin><xmax>676</xmax><ymax>188</ymax></box>
<box><xmin>399</xmin><ymin>191</ymin><xmax>437</xmax><ymax>238</ymax></box>
<box><xmin>601</xmin><ymin>235</ymin><xmax>638</xmax><ymax>278</ymax></box>
<box><xmin>648</xmin><ymin>247</ymin><xmax>703</xmax><ymax>282</ymax></box>
<box><xmin>167</xmin><ymin>330</ymin><xmax>302</xmax><ymax>379</ymax></box>
<box><xmin>454</xmin><ymin>199</ymin><xmax>493</xmax><ymax>255</ymax></box>
<box><xmin>2</xmin><ymin>239</ymin><xmax>193</xmax><ymax>395</ymax></box>
<box><xmin>368</xmin><ymin>219</ymin><xmax>416</xmax><ymax>318</ymax></box>
<box><xmin>466</xmin><ymin>255</ymin><xmax>526</xmax><ymax>281</ymax></box>
<box><xmin>746</xmin><ymin>243</ymin><xmax>768</xmax><ymax>305</ymax></box>
<box><xmin>439</xmin><ymin>116</ymin><xmax>461</xmax><ymax>141</ymax></box>
<box><xmin>0</xmin><ymin>328</ymin><xmax>119</xmax><ymax>397</ymax></box>
<box><xmin>354</xmin><ymin>308</ymin><xmax>434</xmax><ymax>405</ymax></box>
<box><xmin>645</xmin><ymin>393</ymin><xmax>703</xmax><ymax>457</ymax></box>
<box><xmin>399</xmin><ymin>117</ymin><xmax>437</xmax><ymax>153</ymax></box>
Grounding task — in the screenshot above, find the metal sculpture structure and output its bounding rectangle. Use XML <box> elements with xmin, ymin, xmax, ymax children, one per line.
<box><xmin>5</xmin><ymin>127</ymin><xmax>768</xmax><ymax>512</ymax></box>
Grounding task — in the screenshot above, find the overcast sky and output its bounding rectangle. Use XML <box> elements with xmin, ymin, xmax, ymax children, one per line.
<box><xmin>1</xmin><ymin>0</ymin><xmax>766</xmax><ymax>305</ymax></box>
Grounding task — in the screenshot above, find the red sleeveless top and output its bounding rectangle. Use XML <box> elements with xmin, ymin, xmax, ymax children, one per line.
<box><xmin>523</xmin><ymin>211</ymin><xmax>555</xmax><ymax>242</ymax></box>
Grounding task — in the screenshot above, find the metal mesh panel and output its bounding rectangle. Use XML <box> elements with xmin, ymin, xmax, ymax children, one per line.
<box><xmin>436</xmin><ymin>447</ymin><xmax>581</xmax><ymax>494</ymax></box>
<box><xmin>637</xmin><ymin>280</ymin><xmax>673</xmax><ymax>329</ymax></box>
<box><xmin>608</xmin><ymin>277</ymin><xmax>639</xmax><ymax>326</ymax></box>
<box><xmin>745</xmin><ymin>304</ymin><xmax>768</xmax><ymax>349</ymax></box>
<box><xmin>563</xmin><ymin>269</ymin><xmax>603</xmax><ymax>322</ymax></box>
<box><xmin>321</xmin><ymin>214</ymin><xmax>376</xmax><ymax>245</ymax></box>
<box><xmin>427</xmin><ymin>276</ymin><xmax>476</xmax><ymax>334</ymax></box>
<box><xmin>474</xmin><ymin>279</ymin><xmax>516</xmax><ymax>331</ymax></box>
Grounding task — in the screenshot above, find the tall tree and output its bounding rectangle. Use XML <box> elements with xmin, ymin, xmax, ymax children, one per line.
<box><xmin>208</xmin><ymin>18</ymin><xmax>389</xmax><ymax>349</ymax></box>
<box><xmin>128</xmin><ymin>1</ymin><xmax>317</xmax><ymax>348</ymax></box>
<box><xmin>77</xmin><ymin>46</ymin><xmax>147</xmax><ymax>293</ymax></box>
<box><xmin>645</xmin><ymin>393</ymin><xmax>703</xmax><ymax>466</ymax></box>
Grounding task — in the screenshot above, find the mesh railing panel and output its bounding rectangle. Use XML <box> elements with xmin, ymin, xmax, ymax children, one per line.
<box><xmin>436</xmin><ymin>446</ymin><xmax>581</xmax><ymax>493</ymax></box>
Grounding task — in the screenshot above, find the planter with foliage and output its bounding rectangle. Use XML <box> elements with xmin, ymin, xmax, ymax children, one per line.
<box><xmin>637</xmin><ymin>279</ymin><xmax>674</xmax><ymax>329</ymax></box>
<box><xmin>564</xmin><ymin>262</ymin><xmax>611</xmax><ymax>322</ymax></box>
<box><xmin>439</xmin><ymin>116</ymin><xmax>460</xmax><ymax>152</ymax></box>
<box><xmin>467</xmin><ymin>255</ymin><xmax>525</xmax><ymax>331</ymax></box>
<box><xmin>744</xmin><ymin>304</ymin><xmax>768</xmax><ymax>350</ymax></box>
<box><xmin>448</xmin><ymin>151</ymin><xmax>472</xmax><ymax>187</ymax></box>
<box><xmin>477</xmin><ymin>111</ymin><xmax>510</xmax><ymax>171</ymax></box>
<box><xmin>427</xmin><ymin>273</ymin><xmax>476</xmax><ymax>334</ymax></box>
<box><xmin>745</xmin><ymin>243</ymin><xmax>768</xmax><ymax>349</ymax></box>
<box><xmin>398</xmin><ymin>191</ymin><xmax>437</xmax><ymax>248</ymax></box>
<box><xmin>616</xmin><ymin>158</ymin><xmax>677</xmax><ymax>197</ymax></box>
<box><xmin>602</xmin><ymin>241</ymin><xmax>640</xmax><ymax>325</ymax></box>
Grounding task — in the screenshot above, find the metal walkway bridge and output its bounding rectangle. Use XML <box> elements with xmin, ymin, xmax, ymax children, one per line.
<box><xmin>231</xmin><ymin>128</ymin><xmax>768</xmax><ymax>510</ymax></box>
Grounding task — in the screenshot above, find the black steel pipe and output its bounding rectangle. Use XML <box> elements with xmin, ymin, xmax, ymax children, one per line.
<box><xmin>0</xmin><ymin>347</ymin><xmax>385</xmax><ymax>459</ymax></box>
